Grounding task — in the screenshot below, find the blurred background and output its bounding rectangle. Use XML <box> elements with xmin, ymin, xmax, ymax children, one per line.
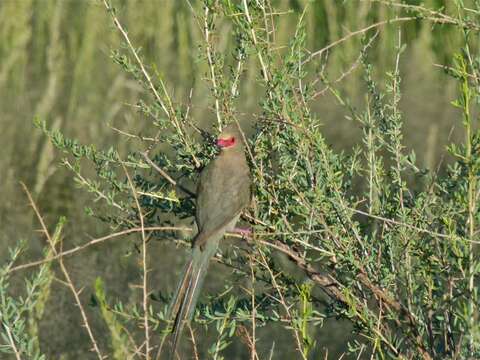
<box><xmin>0</xmin><ymin>0</ymin><xmax>465</xmax><ymax>358</ymax></box>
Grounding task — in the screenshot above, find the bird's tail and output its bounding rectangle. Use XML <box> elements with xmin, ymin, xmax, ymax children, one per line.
<box><xmin>169</xmin><ymin>235</ymin><xmax>220</xmax><ymax>357</ymax></box>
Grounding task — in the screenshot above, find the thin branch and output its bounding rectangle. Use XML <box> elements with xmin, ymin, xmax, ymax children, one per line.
<box><xmin>101</xmin><ymin>1</ymin><xmax>168</xmax><ymax>119</ymax></box>
<box><xmin>63</xmin><ymin>159</ymin><xmax>124</xmax><ymax>211</ymax></box>
<box><xmin>340</xmin><ymin>203</ymin><xmax>467</xmax><ymax>241</ymax></box>
<box><xmin>203</xmin><ymin>4</ymin><xmax>222</xmax><ymax>129</ymax></box>
<box><xmin>305</xmin><ymin>17</ymin><xmax>416</xmax><ymax>64</ymax></box>
<box><xmin>122</xmin><ymin>164</ymin><xmax>150</xmax><ymax>359</ymax></box>
<box><xmin>187</xmin><ymin>325</ymin><xmax>199</xmax><ymax>360</ymax></box>
<box><xmin>249</xmin><ymin>256</ymin><xmax>259</xmax><ymax>360</ymax></box>
<box><xmin>243</xmin><ymin>0</ymin><xmax>270</xmax><ymax>84</ymax></box>
<box><xmin>21</xmin><ymin>183</ymin><xmax>105</xmax><ymax>360</ymax></box>
<box><xmin>141</xmin><ymin>152</ymin><xmax>196</xmax><ymax>198</ymax></box>
<box><xmin>8</xmin><ymin>226</ymin><xmax>191</xmax><ymax>274</ymax></box>
<box><xmin>4</xmin><ymin>322</ymin><xmax>22</xmax><ymax>360</ymax></box>
<box><xmin>368</xmin><ymin>0</ymin><xmax>478</xmax><ymax>30</ymax></box>
<box><xmin>101</xmin><ymin>0</ymin><xmax>201</xmax><ymax>167</ymax></box>
<box><xmin>257</xmin><ymin>249</ymin><xmax>307</xmax><ymax>360</ymax></box>
<box><xmin>312</xmin><ymin>31</ymin><xmax>379</xmax><ymax>98</ymax></box>
<box><xmin>256</xmin><ymin>234</ymin><xmax>431</xmax><ymax>359</ymax></box>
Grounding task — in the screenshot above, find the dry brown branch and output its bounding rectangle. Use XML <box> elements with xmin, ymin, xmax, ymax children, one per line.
<box><xmin>63</xmin><ymin>159</ymin><xmax>124</xmax><ymax>211</ymax></box>
<box><xmin>238</xmin><ymin>257</ymin><xmax>260</xmax><ymax>360</ymax></box>
<box><xmin>4</xmin><ymin>322</ymin><xmax>22</xmax><ymax>360</ymax></box>
<box><xmin>242</xmin><ymin>0</ymin><xmax>270</xmax><ymax>84</ymax></box>
<box><xmin>236</xmin><ymin>325</ymin><xmax>259</xmax><ymax>360</ymax></box>
<box><xmin>256</xmin><ymin>249</ymin><xmax>307</xmax><ymax>360</ymax></box>
<box><xmin>122</xmin><ymin>164</ymin><xmax>151</xmax><ymax>359</ymax></box>
<box><xmin>187</xmin><ymin>325</ymin><xmax>199</xmax><ymax>360</ymax></box>
<box><xmin>341</xmin><ymin>203</ymin><xmax>471</xmax><ymax>241</ymax></box>
<box><xmin>312</xmin><ymin>31</ymin><xmax>379</xmax><ymax>98</ymax></box>
<box><xmin>368</xmin><ymin>0</ymin><xmax>479</xmax><ymax>31</ymax></box>
<box><xmin>257</xmin><ymin>236</ymin><xmax>432</xmax><ymax>360</ymax></box>
<box><xmin>203</xmin><ymin>4</ymin><xmax>222</xmax><ymax>129</ymax></box>
<box><xmin>154</xmin><ymin>331</ymin><xmax>169</xmax><ymax>360</ymax></box>
<box><xmin>306</xmin><ymin>1</ymin><xmax>480</xmax><ymax>67</ymax></box>
<box><xmin>101</xmin><ymin>0</ymin><xmax>200</xmax><ymax>167</ymax></box>
<box><xmin>101</xmin><ymin>1</ymin><xmax>168</xmax><ymax>119</ymax></box>
<box><xmin>305</xmin><ymin>17</ymin><xmax>416</xmax><ymax>64</ymax></box>
<box><xmin>8</xmin><ymin>226</ymin><xmax>191</xmax><ymax>274</ymax></box>
<box><xmin>248</xmin><ymin>256</ymin><xmax>259</xmax><ymax>360</ymax></box>
<box><xmin>140</xmin><ymin>152</ymin><xmax>196</xmax><ymax>198</ymax></box>
<box><xmin>21</xmin><ymin>183</ymin><xmax>105</xmax><ymax>360</ymax></box>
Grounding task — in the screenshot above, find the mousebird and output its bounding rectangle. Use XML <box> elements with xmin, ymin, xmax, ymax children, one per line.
<box><xmin>169</xmin><ymin>123</ymin><xmax>251</xmax><ymax>355</ymax></box>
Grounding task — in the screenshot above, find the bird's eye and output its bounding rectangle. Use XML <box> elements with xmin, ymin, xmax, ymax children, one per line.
<box><xmin>225</xmin><ymin>137</ymin><xmax>235</xmax><ymax>146</ymax></box>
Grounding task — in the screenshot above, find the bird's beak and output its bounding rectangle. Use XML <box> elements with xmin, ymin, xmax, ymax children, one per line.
<box><xmin>216</xmin><ymin>139</ymin><xmax>227</xmax><ymax>148</ymax></box>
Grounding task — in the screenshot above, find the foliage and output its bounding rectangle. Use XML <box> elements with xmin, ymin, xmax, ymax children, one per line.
<box><xmin>2</xmin><ymin>0</ymin><xmax>480</xmax><ymax>359</ymax></box>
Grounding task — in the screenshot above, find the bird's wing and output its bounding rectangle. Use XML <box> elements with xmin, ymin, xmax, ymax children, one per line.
<box><xmin>195</xmin><ymin>155</ymin><xmax>250</xmax><ymax>241</ymax></box>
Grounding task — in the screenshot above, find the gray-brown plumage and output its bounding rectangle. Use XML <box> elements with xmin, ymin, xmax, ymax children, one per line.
<box><xmin>169</xmin><ymin>123</ymin><xmax>251</xmax><ymax>357</ymax></box>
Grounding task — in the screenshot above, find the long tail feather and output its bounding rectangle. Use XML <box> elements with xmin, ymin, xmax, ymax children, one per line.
<box><xmin>169</xmin><ymin>236</ymin><xmax>220</xmax><ymax>358</ymax></box>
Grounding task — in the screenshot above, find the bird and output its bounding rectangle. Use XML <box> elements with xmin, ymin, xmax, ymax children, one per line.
<box><xmin>168</xmin><ymin>123</ymin><xmax>251</xmax><ymax>356</ymax></box>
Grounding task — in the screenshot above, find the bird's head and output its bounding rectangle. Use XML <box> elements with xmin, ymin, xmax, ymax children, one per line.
<box><xmin>216</xmin><ymin>123</ymin><xmax>243</xmax><ymax>151</ymax></box>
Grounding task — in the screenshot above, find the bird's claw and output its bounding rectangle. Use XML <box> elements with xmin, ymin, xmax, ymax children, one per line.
<box><xmin>233</xmin><ymin>227</ymin><xmax>252</xmax><ymax>237</ymax></box>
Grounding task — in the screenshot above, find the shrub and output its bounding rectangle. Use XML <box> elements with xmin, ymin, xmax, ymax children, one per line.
<box><xmin>2</xmin><ymin>1</ymin><xmax>480</xmax><ymax>359</ymax></box>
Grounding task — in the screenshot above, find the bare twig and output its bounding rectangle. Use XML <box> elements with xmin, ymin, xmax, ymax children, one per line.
<box><xmin>340</xmin><ymin>203</ymin><xmax>466</xmax><ymax>241</ymax></box>
<box><xmin>141</xmin><ymin>152</ymin><xmax>196</xmax><ymax>198</ymax></box>
<box><xmin>203</xmin><ymin>4</ymin><xmax>222</xmax><ymax>129</ymax></box>
<box><xmin>21</xmin><ymin>183</ymin><xmax>105</xmax><ymax>360</ymax></box>
<box><xmin>256</xmin><ymin>230</ymin><xmax>431</xmax><ymax>359</ymax></box>
<box><xmin>433</xmin><ymin>63</ymin><xmax>479</xmax><ymax>81</ymax></box>
<box><xmin>109</xmin><ymin>125</ymin><xmax>157</xmax><ymax>142</ymax></box>
<box><xmin>305</xmin><ymin>17</ymin><xmax>416</xmax><ymax>64</ymax></box>
<box><xmin>4</xmin><ymin>322</ymin><xmax>22</xmax><ymax>360</ymax></box>
<box><xmin>122</xmin><ymin>164</ymin><xmax>151</xmax><ymax>359</ymax></box>
<box><xmin>367</xmin><ymin>0</ymin><xmax>479</xmax><ymax>31</ymax></box>
<box><xmin>187</xmin><ymin>325</ymin><xmax>199</xmax><ymax>360</ymax></box>
<box><xmin>101</xmin><ymin>1</ymin><xmax>168</xmax><ymax>119</ymax></box>
<box><xmin>249</xmin><ymin>256</ymin><xmax>259</xmax><ymax>360</ymax></box>
<box><xmin>154</xmin><ymin>330</ymin><xmax>170</xmax><ymax>360</ymax></box>
<box><xmin>8</xmin><ymin>226</ymin><xmax>191</xmax><ymax>274</ymax></box>
<box><xmin>63</xmin><ymin>159</ymin><xmax>124</xmax><ymax>211</ymax></box>
<box><xmin>101</xmin><ymin>0</ymin><xmax>201</xmax><ymax>167</ymax></box>
<box><xmin>242</xmin><ymin>0</ymin><xmax>270</xmax><ymax>84</ymax></box>
<box><xmin>312</xmin><ymin>31</ymin><xmax>379</xmax><ymax>98</ymax></box>
<box><xmin>256</xmin><ymin>249</ymin><xmax>307</xmax><ymax>360</ymax></box>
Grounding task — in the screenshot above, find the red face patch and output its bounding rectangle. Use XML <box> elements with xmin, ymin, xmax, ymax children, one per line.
<box><xmin>216</xmin><ymin>136</ymin><xmax>236</xmax><ymax>148</ymax></box>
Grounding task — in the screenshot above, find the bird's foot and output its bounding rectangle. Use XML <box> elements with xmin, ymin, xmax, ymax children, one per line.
<box><xmin>233</xmin><ymin>227</ymin><xmax>252</xmax><ymax>237</ymax></box>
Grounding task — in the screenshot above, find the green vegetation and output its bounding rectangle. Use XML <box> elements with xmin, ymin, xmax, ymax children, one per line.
<box><xmin>1</xmin><ymin>0</ymin><xmax>480</xmax><ymax>359</ymax></box>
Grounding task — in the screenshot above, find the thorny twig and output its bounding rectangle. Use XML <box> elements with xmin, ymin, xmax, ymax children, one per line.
<box><xmin>122</xmin><ymin>164</ymin><xmax>151</xmax><ymax>359</ymax></box>
<box><xmin>21</xmin><ymin>183</ymin><xmax>105</xmax><ymax>360</ymax></box>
